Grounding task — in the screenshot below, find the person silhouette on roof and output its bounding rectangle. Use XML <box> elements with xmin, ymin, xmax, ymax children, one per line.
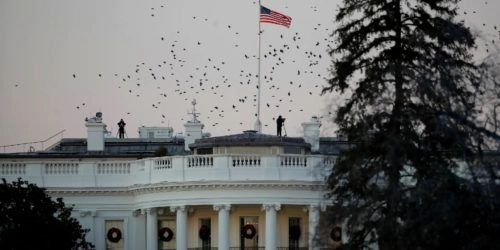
<box><xmin>118</xmin><ymin>119</ymin><xmax>126</xmax><ymax>139</ymax></box>
<box><xmin>276</xmin><ymin>115</ymin><xmax>285</xmax><ymax>136</ymax></box>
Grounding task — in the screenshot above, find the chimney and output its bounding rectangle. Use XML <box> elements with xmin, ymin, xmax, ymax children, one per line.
<box><xmin>184</xmin><ymin>122</ymin><xmax>204</xmax><ymax>152</ymax></box>
<box><xmin>302</xmin><ymin>116</ymin><xmax>321</xmax><ymax>152</ymax></box>
<box><xmin>184</xmin><ymin>99</ymin><xmax>204</xmax><ymax>151</ymax></box>
<box><xmin>85</xmin><ymin>112</ymin><xmax>106</xmax><ymax>152</ymax></box>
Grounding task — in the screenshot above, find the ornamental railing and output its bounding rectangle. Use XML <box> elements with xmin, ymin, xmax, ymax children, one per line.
<box><xmin>45</xmin><ymin>163</ymin><xmax>79</xmax><ymax>175</ymax></box>
<box><xmin>280</xmin><ymin>155</ymin><xmax>307</xmax><ymax>167</ymax></box>
<box><xmin>0</xmin><ymin>154</ymin><xmax>332</xmax><ymax>188</ymax></box>
<box><xmin>97</xmin><ymin>162</ymin><xmax>131</xmax><ymax>175</ymax></box>
<box><xmin>187</xmin><ymin>155</ymin><xmax>214</xmax><ymax>168</ymax></box>
<box><xmin>0</xmin><ymin>162</ymin><xmax>26</xmax><ymax>175</ymax></box>
<box><xmin>232</xmin><ymin>155</ymin><xmax>261</xmax><ymax>167</ymax></box>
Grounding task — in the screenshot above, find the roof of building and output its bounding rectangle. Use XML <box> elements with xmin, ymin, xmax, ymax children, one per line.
<box><xmin>0</xmin><ymin>137</ymin><xmax>186</xmax><ymax>158</ymax></box>
<box><xmin>189</xmin><ymin>130</ymin><xmax>310</xmax><ymax>149</ymax></box>
<box><xmin>0</xmin><ymin>131</ymin><xmax>349</xmax><ymax>158</ymax></box>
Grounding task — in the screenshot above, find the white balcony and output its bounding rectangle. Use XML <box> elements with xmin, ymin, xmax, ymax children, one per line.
<box><xmin>0</xmin><ymin>154</ymin><xmax>335</xmax><ymax>188</ymax></box>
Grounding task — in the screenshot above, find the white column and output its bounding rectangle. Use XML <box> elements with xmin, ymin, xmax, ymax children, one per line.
<box><xmin>131</xmin><ymin>209</ymin><xmax>146</xmax><ymax>250</ymax></box>
<box><xmin>308</xmin><ymin>205</ymin><xmax>320</xmax><ymax>250</ymax></box>
<box><xmin>79</xmin><ymin>210</ymin><xmax>97</xmax><ymax>248</ymax></box>
<box><xmin>171</xmin><ymin>206</ymin><xmax>188</xmax><ymax>250</ymax></box>
<box><xmin>263</xmin><ymin>203</ymin><xmax>281</xmax><ymax>250</ymax></box>
<box><xmin>146</xmin><ymin>208</ymin><xmax>158</xmax><ymax>250</ymax></box>
<box><xmin>213</xmin><ymin>204</ymin><xmax>231</xmax><ymax>250</ymax></box>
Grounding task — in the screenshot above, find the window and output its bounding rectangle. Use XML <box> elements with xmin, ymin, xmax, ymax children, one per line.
<box><xmin>240</xmin><ymin>216</ymin><xmax>259</xmax><ymax>249</ymax></box>
<box><xmin>289</xmin><ymin>217</ymin><xmax>301</xmax><ymax>249</ymax></box>
<box><xmin>200</xmin><ymin>218</ymin><xmax>211</xmax><ymax>249</ymax></box>
<box><xmin>159</xmin><ymin>219</ymin><xmax>176</xmax><ymax>250</ymax></box>
<box><xmin>105</xmin><ymin>220</ymin><xmax>124</xmax><ymax>250</ymax></box>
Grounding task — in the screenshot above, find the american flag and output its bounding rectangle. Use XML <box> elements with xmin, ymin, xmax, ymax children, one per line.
<box><xmin>260</xmin><ymin>6</ymin><xmax>292</xmax><ymax>28</ymax></box>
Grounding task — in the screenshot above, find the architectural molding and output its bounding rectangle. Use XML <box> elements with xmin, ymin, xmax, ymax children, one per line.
<box><xmin>132</xmin><ymin>209</ymin><xmax>142</xmax><ymax>217</ymax></box>
<box><xmin>303</xmin><ymin>203</ymin><xmax>328</xmax><ymax>213</ymax></box>
<box><xmin>129</xmin><ymin>181</ymin><xmax>325</xmax><ymax>194</ymax></box>
<box><xmin>47</xmin><ymin>187</ymin><xmax>129</xmax><ymax>195</ymax></box>
<box><xmin>156</xmin><ymin>207</ymin><xmax>167</xmax><ymax>215</ymax></box>
<box><xmin>170</xmin><ymin>205</ymin><xmax>189</xmax><ymax>213</ymax></box>
<box><xmin>45</xmin><ymin>181</ymin><xmax>325</xmax><ymax>195</ymax></box>
<box><xmin>79</xmin><ymin>210</ymin><xmax>96</xmax><ymax>217</ymax></box>
<box><xmin>146</xmin><ymin>207</ymin><xmax>157</xmax><ymax>215</ymax></box>
<box><xmin>213</xmin><ymin>204</ymin><xmax>231</xmax><ymax>212</ymax></box>
<box><xmin>262</xmin><ymin>203</ymin><xmax>281</xmax><ymax>212</ymax></box>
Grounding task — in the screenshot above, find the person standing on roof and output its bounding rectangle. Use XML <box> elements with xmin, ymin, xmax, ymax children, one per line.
<box><xmin>117</xmin><ymin>119</ymin><xmax>126</xmax><ymax>139</ymax></box>
<box><xmin>276</xmin><ymin>115</ymin><xmax>285</xmax><ymax>136</ymax></box>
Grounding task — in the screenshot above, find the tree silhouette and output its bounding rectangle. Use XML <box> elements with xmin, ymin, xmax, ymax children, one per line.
<box><xmin>0</xmin><ymin>178</ymin><xmax>94</xmax><ymax>250</ymax></box>
<box><xmin>323</xmin><ymin>0</ymin><xmax>500</xmax><ymax>249</ymax></box>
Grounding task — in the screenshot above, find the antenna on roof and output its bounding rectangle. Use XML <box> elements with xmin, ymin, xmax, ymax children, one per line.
<box><xmin>188</xmin><ymin>99</ymin><xmax>200</xmax><ymax>123</ymax></box>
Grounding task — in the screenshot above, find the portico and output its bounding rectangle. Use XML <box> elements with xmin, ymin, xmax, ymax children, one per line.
<box><xmin>140</xmin><ymin>203</ymin><xmax>326</xmax><ymax>250</ymax></box>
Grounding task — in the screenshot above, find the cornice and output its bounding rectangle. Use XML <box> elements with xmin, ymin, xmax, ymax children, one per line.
<box><xmin>47</xmin><ymin>187</ymin><xmax>130</xmax><ymax>195</ymax></box>
<box><xmin>46</xmin><ymin>181</ymin><xmax>326</xmax><ymax>195</ymax></box>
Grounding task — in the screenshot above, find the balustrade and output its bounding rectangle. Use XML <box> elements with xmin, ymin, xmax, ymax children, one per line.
<box><xmin>187</xmin><ymin>156</ymin><xmax>213</xmax><ymax>168</ymax></box>
<box><xmin>97</xmin><ymin>162</ymin><xmax>131</xmax><ymax>174</ymax></box>
<box><xmin>154</xmin><ymin>157</ymin><xmax>172</xmax><ymax>170</ymax></box>
<box><xmin>0</xmin><ymin>154</ymin><xmax>330</xmax><ymax>186</ymax></box>
<box><xmin>323</xmin><ymin>156</ymin><xmax>336</xmax><ymax>166</ymax></box>
<box><xmin>0</xmin><ymin>163</ymin><xmax>26</xmax><ymax>175</ymax></box>
<box><xmin>45</xmin><ymin>163</ymin><xmax>79</xmax><ymax>175</ymax></box>
<box><xmin>232</xmin><ymin>155</ymin><xmax>261</xmax><ymax>167</ymax></box>
<box><xmin>280</xmin><ymin>155</ymin><xmax>307</xmax><ymax>167</ymax></box>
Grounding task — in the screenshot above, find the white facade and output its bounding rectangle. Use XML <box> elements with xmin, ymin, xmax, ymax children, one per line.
<box><xmin>0</xmin><ymin>154</ymin><xmax>336</xmax><ymax>249</ymax></box>
<box><xmin>0</xmin><ymin>113</ymin><xmax>344</xmax><ymax>250</ymax></box>
<box><xmin>138</xmin><ymin>127</ymin><xmax>174</xmax><ymax>139</ymax></box>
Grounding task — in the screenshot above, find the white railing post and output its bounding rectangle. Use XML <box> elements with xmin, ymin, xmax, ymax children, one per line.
<box><xmin>262</xmin><ymin>155</ymin><xmax>280</xmax><ymax>180</ymax></box>
<box><xmin>315</xmin><ymin>155</ymin><xmax>334</xmax><ymax>181</ymax></box>
<box><xmin>213</xmin><ymin>155</ymin><xmax>231</xmax><ymax>180</ymax></box>
<box><xmin>261</xmin><ymin>155</ymin><xmax>278</xmax><ymax>169</ymax></box>
<box><xmin>25</xmin><ymin>163</ymin><xmax>38</xmax><ymax>176</ymax></box>
<box><xmin>167</xmin><ymin>156</ymin><xmax>184</xmax><ymax>182</ymax></box>
<box><xmin>142</xmin><ymin>158</ymin><xmax>153</xmax><ymax>184</ymax></box>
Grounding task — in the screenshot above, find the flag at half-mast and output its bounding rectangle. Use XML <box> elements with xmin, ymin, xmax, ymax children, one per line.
<box><xmin>260</xmin><ymin>5</ymin><xmax>292</xmax><ymax>28</ymax></box>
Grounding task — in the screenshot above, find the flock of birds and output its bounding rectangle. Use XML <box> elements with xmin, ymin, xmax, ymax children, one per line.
<box><xmin>71</xmin><ymin>2</ymin><xmax>334</xmax><ymax>133</ymax></box>
<box><xmin>69</xmin><ymin>1</ymin><xmax>500</xmax><ymax>135</ymax></box>
<box><xmin>9</xmin><ymin>1</ymin><xmax>499</xmax><ymax>136</ymax></box>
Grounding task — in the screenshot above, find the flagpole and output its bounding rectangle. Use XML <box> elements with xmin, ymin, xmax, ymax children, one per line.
<box><xmin>254</xmin><ymin>0</ymin><xmax>262</xmax><ymax>133</ymax></box>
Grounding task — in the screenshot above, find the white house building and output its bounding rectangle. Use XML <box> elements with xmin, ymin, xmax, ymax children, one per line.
<box><xmin>0</xmin><ymin>107</ymin><xmax>348</xmax><ymax>250</ymax></box>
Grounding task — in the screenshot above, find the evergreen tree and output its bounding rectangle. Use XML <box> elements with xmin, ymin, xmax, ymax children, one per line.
<box><xmin>323</xmin><ymin>0</ymin><xmax>500</xmax><ymax>249</ymax></box>
<box><xmin>0</xmin><ymin>178</ymin><xmax>95</xmax><ymax>250</ymax></box>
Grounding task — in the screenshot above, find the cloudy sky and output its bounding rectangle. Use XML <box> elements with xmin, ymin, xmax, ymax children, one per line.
<box><xmin>0</xmin><ymin>0</ymin><xmax>498</xmax><ymax>152</ymax></box>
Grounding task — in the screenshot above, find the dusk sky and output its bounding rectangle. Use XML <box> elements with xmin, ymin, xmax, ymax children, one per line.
<box><xmin>1</xmin><ymin>0</ymin><xmax>498</xmax><ymax>152</ymax></box>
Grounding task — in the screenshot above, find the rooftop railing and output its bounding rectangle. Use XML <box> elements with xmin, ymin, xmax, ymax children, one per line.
<box><xmin>0</xmin><ymin>154</ymin><xmax>334</xmax><ymax>188</ymax></box>
<box><xmin>0</xmin><ymin>129</ymin><xmax>66</xmax><ymax>153</ymax></box>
